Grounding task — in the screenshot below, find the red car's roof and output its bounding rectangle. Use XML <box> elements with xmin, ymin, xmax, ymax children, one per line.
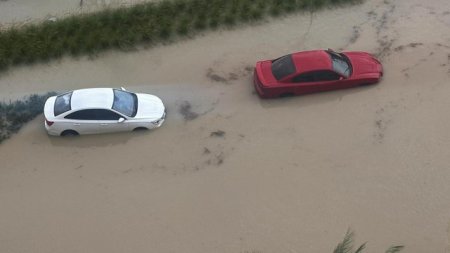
<box><xmin>291</xmin><ymin>50</ymin><xmax>332</xmax><ymax>74</ymax></box>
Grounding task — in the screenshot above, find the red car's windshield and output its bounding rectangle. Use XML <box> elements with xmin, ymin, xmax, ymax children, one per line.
<box><xmin>327</xmin><ymin>51</ymin><xmax>352</xmax><ymax>78</ymax></box>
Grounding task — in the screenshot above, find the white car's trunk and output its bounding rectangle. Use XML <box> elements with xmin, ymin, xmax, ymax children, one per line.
<box><xmin>43</xmin><ymin>96</ymin><xmax>56</xmax><ymax>119</ymax></box>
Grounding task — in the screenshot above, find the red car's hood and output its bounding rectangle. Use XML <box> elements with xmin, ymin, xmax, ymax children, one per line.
<box><xmin>344</xmin><ymin>52</ymin><xmax>383</xmax><ymax>77</ymax></box>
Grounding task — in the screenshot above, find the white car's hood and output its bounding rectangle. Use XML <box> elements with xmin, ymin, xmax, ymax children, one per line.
<box><xmin>135</xmin><ymin>94</ymin><xmax>165</xmax><ymax>119</ymax></box>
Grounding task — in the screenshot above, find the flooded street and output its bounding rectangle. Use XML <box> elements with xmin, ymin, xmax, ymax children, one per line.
<box><xmin>1</xmin><ymin>0</ymin><xmax>450</xmax><ymax>252</ymax></box>
<box><xmin>0</xmin><ymin>0</ymin><xmax>158</xmax><ymax>26</ymax></box>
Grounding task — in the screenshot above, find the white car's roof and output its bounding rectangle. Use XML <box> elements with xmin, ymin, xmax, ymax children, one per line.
<box><xmin>71</xmin><ymin>88</ymin><xmax>114</xmax><ymax>111</ymax></box>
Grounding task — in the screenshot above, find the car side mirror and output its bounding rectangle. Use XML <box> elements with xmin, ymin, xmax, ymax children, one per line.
<box><xmin>118</xmin><ymin>117</ymin><xmax>125</xmax><ymax>123</ymax></box>
<box><xmin>121</xmin><ymin>87</ymin><xmax>126</xmax><ymax>91</ymax></box>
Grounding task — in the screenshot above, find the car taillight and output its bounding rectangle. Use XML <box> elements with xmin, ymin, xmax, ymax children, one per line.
<box><xmin>45</xmin><ymin>119</ymin><xmax>54</xmax><ymax>126</ymax></box>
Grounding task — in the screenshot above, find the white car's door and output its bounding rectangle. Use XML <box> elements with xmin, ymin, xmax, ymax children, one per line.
<box><xmin>64</xmin><ymin>109</ymin><xmax>129</xmax><ymax>134</ymax></box>
<box><xmin>94</xmin><ymin>109</ymin><xmax>130</xmax><ymax>133</ymax></box>
<box><xmin>64</xmin><ymin>109</ymin><xmax>102</xmax><ymax>134</ymax></box>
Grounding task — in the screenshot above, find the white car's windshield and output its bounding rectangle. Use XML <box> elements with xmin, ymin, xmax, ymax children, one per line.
<box><xmin>112</xmin><ymin>90</ymin><xmax>137</xmax><ymax>117</ymax></box>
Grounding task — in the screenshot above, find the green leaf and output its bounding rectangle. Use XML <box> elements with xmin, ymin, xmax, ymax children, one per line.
<box><xmin>354</xmin><ymin>243</ymin><xmax>366</xmax><ymax>253</ymax></box>
<box><xmin>333</xmin><ymin>229</ymin><xmax>354</xmax><ymax>253</ymax></box>
<box><xmin>385</xmin><ymin>245</ymin><xmax>404</xmax><ymax>253</ymax></box>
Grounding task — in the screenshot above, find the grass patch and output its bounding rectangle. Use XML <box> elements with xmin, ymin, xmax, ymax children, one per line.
<box><xmin>0</xmin><ymin>0</ymin><xmax>362</xmax><ymax>71</ymax></box>
<box><xmin>0</xmin><ymin>92</ymin><xmax>56</xmax><ymax>143</ymax></box>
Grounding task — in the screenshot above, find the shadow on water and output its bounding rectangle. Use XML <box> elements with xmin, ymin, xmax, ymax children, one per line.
<box><xmin>256</xmin><ymin>84</ymin><xmax>379</xmax><ymax>109</ymax></box>
<box><xmin>47</xmin><ymin>130</ymin><xmax>154</xmax><ymax>148</ymax></box>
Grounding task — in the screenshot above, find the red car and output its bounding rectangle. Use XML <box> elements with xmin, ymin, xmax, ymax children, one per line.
<box><xmin>253</xmin><ymin>49</ymin><xmax>383</xmax><ymax>98</ymax></box>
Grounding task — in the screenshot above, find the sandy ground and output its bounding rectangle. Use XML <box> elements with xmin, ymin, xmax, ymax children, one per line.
<box><xmin>0</xmin><ymin>0</ymin><xmax>158</xmax><ymax>26</ymax></box>
<box><xmin>1</xmin><ymin>0</ymin><xmax>450</xmax><ymax>252</ymax></box>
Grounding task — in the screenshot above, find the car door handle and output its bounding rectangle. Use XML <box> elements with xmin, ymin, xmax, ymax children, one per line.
<box><xmin>100</xmin><ymin>123</ymin><xmax>108</xmax><ymax>126</ymax></box>
<box><xmin>73</xmin><ymin>123</ymin><xmax>81</xmax><ymax>126</ymax></box>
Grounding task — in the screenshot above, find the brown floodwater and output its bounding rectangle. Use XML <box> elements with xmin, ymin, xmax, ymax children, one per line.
<box><xmin>0</xmin><ymin>0</ymin><xmax>158</xmax><ymax>26</ymax></box>
<box><xmin>1</xmin><ymin>0</ymin><xmax>450</xmax><ymax>252</ymax></box>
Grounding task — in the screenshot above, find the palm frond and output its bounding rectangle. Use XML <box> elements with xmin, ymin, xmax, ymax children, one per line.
<box><xmin>332</xmin><ymin>230</ymin><xmax>403</xmax><ymax>253</ymax></box>
<box><xmin>333</xmin><ymin>229</ymin><xmax>354</xmax><ymax>253</ymax></box>
<box><xmin>385</xmin><ymin>245</ymin><xmax>404</xmax><ymax>253</ymax></box>
<box><xmin>354</xmin><ymin>242</ymin><xmax>367</xmax><ymax>253</ymax></box>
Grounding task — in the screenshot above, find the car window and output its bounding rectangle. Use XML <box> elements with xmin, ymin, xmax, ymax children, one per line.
<box><xmin>65</xmin><ymin>109</ymin><xmax>96</xmax><ymax>120</ymax></box>
<box><xmin>96</xmin><ymin>109</ymin><xmax>122</xmax><ymax>120</ymax></box>
<box><xmin>292</xmin><ymin>71</ymin><xmax>340</xmax><ymax>83</ymax></box>
<box><xmin>112</xmin><ymin>90</ymin><xmax>137</xmax><ymax>117</ymax></box>
<box><xmin>292</xmin><ymin>72</ymin><xmax>314</xmax><ymax>83</ymax></box>
<box><xmin>54</xmin><ymin>92</ymin><xmax>72</xmax><ymax>116</ymax></box>
<box><xmin>326</xmin><ymin>51</ymin><xmax>352</xmax><ymax>78</ymax></box>
<box><xmin>314</xmin><ymin>70</ymin><xmax>340</xmax><ymax>82</ymax></box>
<box><xmin>65</xmin><ymin>109</ymin><xmax>121</xmax><ymax>120</ymax></box>
<box><xmin>271</xmin><ymin>54</ymin><xmax>296</xmax><ymax>81</ymax></box>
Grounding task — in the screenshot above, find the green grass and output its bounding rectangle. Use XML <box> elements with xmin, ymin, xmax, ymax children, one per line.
<box><xmin>0</xmin><ymin>0</ymin><xmax>362</xmax><ymax>72</ymax></box>
<box><xmin>0</xmin><ymin>92</ymin><xmax>56</xmax><ymax>143</ymax></box>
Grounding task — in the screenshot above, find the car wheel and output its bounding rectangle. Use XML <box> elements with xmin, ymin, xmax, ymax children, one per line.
<box><xmin>279</xmin><ymin>92</ymin><xmax>295</xmax><ymax>98</ymax></box>
<box><xmin>133</xmin><ymin>127</ymin><xmax>148</xmax><ymax>131</ymax></box>
<box><xmin>61</xmin><ymin>130</ymin><xmax>79</xmax><ymax>137</ymax></box>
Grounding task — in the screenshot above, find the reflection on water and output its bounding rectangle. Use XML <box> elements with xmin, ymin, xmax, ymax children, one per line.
<box><xmin>0</xmin><ymin>0</ymin><xmax>158</xmax><ymax>25</ymax></box>
<box><xmin>257</xmin><ymin>84</ymin><xmax>378</xmax><ymax>110</ymax></box>
<box><xmin>80</xmin><ymin>0</ymin><xmax>152</xmax><ymax>8</ymax></box>
<box><xmin>47</xmin><ymin>130</ymin><xmax>146</xmax><ymax>148</ymax></box>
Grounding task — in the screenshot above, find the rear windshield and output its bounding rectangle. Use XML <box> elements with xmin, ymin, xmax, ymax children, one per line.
<box><xmin>54</xmin><ymin>92</ymin><xmax>72</xmax><ymax>116</ymax></box>
<box><xmin>271</xmin><ymin>54</ymin><xmax>296</xmax><ymax>80</ymax></box>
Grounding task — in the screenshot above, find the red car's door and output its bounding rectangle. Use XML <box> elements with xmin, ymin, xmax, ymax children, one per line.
<box><xmin>288</xmin><ymin>70</ymin><xmax>347</xmax><ymax>95</ymax></box>
<box><xmin>288</xmin><ymin>72</ymin><xmax>318</xmax><ymax>95</ymax></box>
<box><xmin>312</xmin><ymin>70</ymin><xmax>344</xmax><ymax>92</ymax></box>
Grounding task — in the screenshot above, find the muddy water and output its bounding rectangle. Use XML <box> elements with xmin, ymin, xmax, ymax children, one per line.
<box><xmin>1</xmin><ymin>0</ymin><xmax>450</xmax><ymax>252</ymax></box>
<box><xmin>0</xmin><ymin>0</ymin><xmax>158</xmax><ymax>26</ymax></box>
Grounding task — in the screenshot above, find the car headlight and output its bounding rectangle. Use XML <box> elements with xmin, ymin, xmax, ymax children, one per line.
<box><xmin>151</xmin><ymin>112</ymin><xmax>165</xmax><ymax>125</ymax></box>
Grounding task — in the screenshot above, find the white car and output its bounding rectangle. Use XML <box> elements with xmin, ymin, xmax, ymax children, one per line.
<box><xmin>44</xmin><ymin>88</ymin><xmax>166</xmax><ymax>136</ymax></box>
